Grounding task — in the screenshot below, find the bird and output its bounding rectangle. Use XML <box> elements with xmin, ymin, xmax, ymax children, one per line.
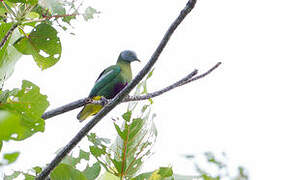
<box><xmin>77</xmin><ymin>50</ymin><xmax>140</xmax><ymax>122</ymax></box>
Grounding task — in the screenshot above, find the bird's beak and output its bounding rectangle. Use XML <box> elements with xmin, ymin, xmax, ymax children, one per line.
<box><xmin>135</xmin><ymin>59</ymin><xmax>141</xmax><ymax>62</ymax></box>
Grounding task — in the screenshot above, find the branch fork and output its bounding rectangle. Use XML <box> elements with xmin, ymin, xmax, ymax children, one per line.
<box><xmin>36</xmin><ymin>1</ymin><xmax>222</xmax><ymax>179</ymax></box>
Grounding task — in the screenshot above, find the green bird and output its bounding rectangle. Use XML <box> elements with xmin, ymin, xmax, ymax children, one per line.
<box><xmin>77</xmin><ymin>50</ymin><xmax>140</xmax><ymax>122</ymax></box>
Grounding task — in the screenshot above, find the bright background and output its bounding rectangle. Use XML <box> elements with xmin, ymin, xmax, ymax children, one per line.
<box><xmin>2</xmin><ymin>0</ymin><xmax>290</xmax><ymax>179</ymax></box>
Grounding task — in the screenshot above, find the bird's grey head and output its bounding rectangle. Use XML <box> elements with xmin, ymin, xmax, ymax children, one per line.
<box><xmin>119</xmin><ymin>50</ymin><xmax>140</xmax><ymax>63</ymax></box>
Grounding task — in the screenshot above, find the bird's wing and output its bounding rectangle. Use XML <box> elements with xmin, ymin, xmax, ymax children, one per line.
<box><xmin>89</xmin><ymin>65</ymin><xmax>121</xmax><ymax>97</ymax></box>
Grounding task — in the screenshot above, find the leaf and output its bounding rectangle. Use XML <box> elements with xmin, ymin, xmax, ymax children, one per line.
<box><xmin>132</xmin><ymin>172</ymin><xmax>153</xmax><ymax>180</ymax></box>
<box><xmin>6</xmin><ymin>0</ymin><xmax>25</xmax><ymax>3</ymax></box>
<box><xmin>7</xmin><ymin>0</ymin><xmax>38</xmax><ymax>5</ymax></box>
<box><xmin>24</xmin><ymin>174</ymin><xmax>35</xmax><ymax>180</ymax></box>
<box><xmin>63</xmin><ymin>13</ymin><xmax>77</xmax><ymax>25</ymax></box>
<box><xmin>26</xmin><ymin>12</ymin><xmax>40</xmax><ymax>19</ymax></box>
<box><xmin>87</xmin><ymin>133</ymin><xmax>110</xmax><ymax>145</ymax></box>
<box><xmin>111</xmin><ymin>159</ymin><xmax>122</xmax><ymax>174</ymax></box>
<box><xmin>99</xmin><ymin>171</ymin><xmax>119</xmax><ymax>180</ymax></box>
<box><xmin>0</xmin><ymin>141</ymin><xmax>2</xmax><ymax>152</ymax></box>
<box><xmin>4</xmin><ymin>171</ymin><xmax>21</xmax><ymax>180</ymax></box>
<box><xmin>0</xmin><ymin>80</ymin><xmax>49</xmax><ymax>141</ymax></box>
<box><xmin>50</xmin><ymin>163</ymin><xmax>88</xmax><ymax>180</ymax></box>
<box><xmin>122</xmin><ymin>110</ymin><xmax>132</xmax><ymax>122</ymax></box>
<box><xmin>158</xmin><ymin>167</ymin><xmax>173</xmax><ymax>177</ymax></box>
<box><xmin>38</xmin><ymin>0</ymin><xmax>65</xmax><ymax>15</ymax></box>
<box><xmin>110</xmin><ymin>103</ymin><xmax>157</xmax><ymax>179</ymax></box>
<box><xmin>146</xmin><ymin>68</ymin><xmax>154</xmax><ymax>80</ymax></box>
<box><xmin>114</xmin><ymin>123</ymin><xmax>125</xmax><ymax>140</ymax></box>
<box><xmin>82</xmin><ymin>162</ymin><xmax>101</xmax><ymax>180</ymax></box>
<box><xmin>0</xmin><ymin>23</ymin><xmax>22</xmax><ymax>87</ymax></box>
<box><xmin>133</xmin><ymin>167</ymin><xmax>174</xmax><ymax>180</ymax></box>
<box><xmin>14</xmin><ymin>23</ymin><xmax>62</xmax><ymax>70</ymax></box>
<box><xmin>62</xmin><ymin>149</ymin><xmax>90</xmax><ymax>167</ymax></box>
<box><xmin>33</xmin><ymin>166</ymin><xmax>42</xmax><ymax>175</ymax></box>
<box><xmin>83</xmin><ymin>6</ymin><xmax>97</xmax><ymax>21</ymax></box>
<box><xmin>3</xmin><ymin>151</ymin><xmax>19</xmax><ymax>164</ymax></box>
<box><xmin>90</xmin><ymin>145</ymin><xmax>106</xmax><ymax>158</ymax></box>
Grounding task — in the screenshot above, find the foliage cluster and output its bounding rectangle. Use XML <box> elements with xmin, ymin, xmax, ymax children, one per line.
<box><xmin>0</xmin><ymin>0</ymin><xmax>97</xmax><ymax>174</ymax></box>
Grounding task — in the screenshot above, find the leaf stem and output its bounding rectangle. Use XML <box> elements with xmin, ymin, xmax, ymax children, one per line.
<box><xmin>120</xmin><ymin>124</ymin><xmax>130</xmax><ymax>178</ymax></box>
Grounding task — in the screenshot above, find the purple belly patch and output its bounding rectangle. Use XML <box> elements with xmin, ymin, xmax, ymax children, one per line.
<box><xmin>111</xmin><ymin>82</ymin><xmax>128</xmax><ymax>98</ymax></box>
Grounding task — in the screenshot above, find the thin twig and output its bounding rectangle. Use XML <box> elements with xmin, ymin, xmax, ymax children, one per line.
<box><xmin>124</xmin><ymin>62</ymin><xmax>222</xmax><ymax>102</ymax></box>
<box><xmin>36</xmin><ymin>0</ymin><xmax>197</xmax><ymax>179</ymax></box>
<box><xmin>42</xmin><ymin>62</ymin><xmax>221</xmax><ymax>120</ymax></box>
<box><xmin>22</xmin><ymin>13</ymin><xmax>78</xmax><ymax>24</ymax></box>
<box><xmin>0</xmin><ymin>23</ymin><xmax>19</xmax><ymax>49</ymax></box>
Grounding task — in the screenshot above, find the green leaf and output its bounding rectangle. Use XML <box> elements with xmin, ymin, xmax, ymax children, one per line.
<box><xmin>26</xmin><ymin>12</ymin><xmax>40</xmax><ymax>19</ymax></box>
<box><xmin>14</xmin><ymin>23</ymin><xmax>62</xmax><ymax>70</ymax></box>
<box><xmin>63</xmin><ymin>150</ymin><xmax>90</xmax><ymax>167</ymax></box>
<box><xmin>0</xmin><ymin>23</ymin><xmax>22</xmax><ymax>87</ymax></box>
<box><xmin>0</xmin><ymin>141</ymin><xmax>2</xmax><ymax>152</ymax></box>
<box><xmin>63</xmin><ymin>13</ymin><xmax>77</xmax><ymax>25</ymax></box>
<box><xmin>122</xmin><ymin>111</ymin><xmax>132</xmax><ymax>122</ymax></box>
<box><xmin>24</xmin><ymin>174</ymin><xmax>35</xmax><ymax>180</ymax></box>
<box><xmin>3</xmin><ymin>151</ymin><xmax>19</xmax><ymax>164</ymax></box>
<box><xmin>99</xmin><ymin>171</ymin><xmax>119</xmax><ymax>180</ymax></box>
<box><xmin>128</xmin><ymin>118</ymin><xmax>144</xmax><ymax>139</ymax></box>
<box><xmin>133</xmin><ymin>167</ymin><xmax>174</xmax><ymax>180</ymax></box>
<box><xmin>87</xmin><ymin>133</ymin><xmax>110</xmax><ymax>146</ymax></box>
<box><xmin>110</xmin><ymin>103</ymin><xmax>157</xmax><ymax>179</ymax></box>
<box><xmin>33</xmin><ymin>166</ymin><xmax>42</xmax><ymax>175</ymax></box>
<box><xmin>146</xmin><ymin>68</ymin><xmax>154</xmax><ymax>80</ymax></box>
<box><xmin>51</xmin><ymin>163</ymin><xmax>88</xmax><ymax>180</ymax></box>
<box><xmin>111</xmin><ymin>159</ymin><xmax>122</xmax><ymax>174</ymax></box>
<box><xmin>132</xmin><ymin>172</ymin><xmax>153</xmax><ymax>180</ymax></box>
<box><xmin>39</xmin><ymin>0</ymin><xmax>65</xmax><ymax>15</ymax></box>
<box><xmin>6</xmin><ymin>0</ymin><xmax>25</xmax><ymax>3</ymax></box>
<box><xmin>158</xmin><ymin>167</ymin><xmax>173</xmax><ymax>177</ymax></box>
<box><xmin>4</xmin><ymin>171</ymin><xmax>21</xmax><ymax>180</ymax></box>
<box><xmin>114</xmin><ymin>123</ymin><xmax>125</xmax><ymax>140</ymax></box>
<box><xmin>83</xmin><ymin>6</ymin><xmax>97</xmax><ymax>21</ymax></box>
<box><xmin>82</xmin><ymin>162</ymin><xmax>101</xmax><ymax>180</ymax></box>
<box><xmin>0</xmin><ymin>80</ymin><xmax>49</xmax><ymax>141</ymax></box>
<box><xmin>90</xmin><ymin>145</ymin><xmax>106</xmax><ymax>158</ymax></box>
<box><xmin>7</xmin><ymin>0</ymin><xmax>38</xmax><ymax>5</ymax></box>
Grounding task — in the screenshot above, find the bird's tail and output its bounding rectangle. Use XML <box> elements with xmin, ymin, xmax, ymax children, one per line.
<box><xmin>77</xmin><ymin>96</ymin><xmax>103</xmax><ymax>122</ymax></box>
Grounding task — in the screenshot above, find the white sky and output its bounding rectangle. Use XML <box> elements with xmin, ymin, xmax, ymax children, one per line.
<box><xmin>2</xmin><ymin>0</ymin><xmax>290</xmax><ymax>179</ymax></box>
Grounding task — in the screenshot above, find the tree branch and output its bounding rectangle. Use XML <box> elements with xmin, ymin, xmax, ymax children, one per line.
<box><xmin>36</xmin><ymin>0</ymin><xmax>197</xmax><ymax>179</ymax></box>
<box><xmin>124</xmin><ymin>62</ymin><xmax>221</xmax><ymax>102</ymax></box>
<box><xmin>0</xmin><ymin>23</ymin><xmax>18</xmax><ymax>49</ymax></box>
<box><xmin>41</xmin><ymin>62</ymin><xmax>221</xmax><ymax>120</ymax></box>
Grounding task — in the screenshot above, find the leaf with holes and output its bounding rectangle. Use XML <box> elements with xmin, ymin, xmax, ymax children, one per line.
<box><xmin>82</xmin><ymin>162</ymin><xmax>101</xmax><ymax>180</ymax></box>
<box><xmin>13</xmin><ymin>23</ymin><xmax>62</xmax><ymax>70</ymax></box>
<box><xmin>62</xmin><ymin>149</ymin><xmax>90</xmax><ymax>168</ymax></box>
<box><xmin>0</xmin><ymin>80</ymin><xmax>49</xmax><ymax>141</ymax></box>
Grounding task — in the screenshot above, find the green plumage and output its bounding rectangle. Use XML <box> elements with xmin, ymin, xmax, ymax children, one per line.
<box><xmin>77</xmin><ymin>50</ymin><xmax>140</xmax><ymax>121</ymax></box>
